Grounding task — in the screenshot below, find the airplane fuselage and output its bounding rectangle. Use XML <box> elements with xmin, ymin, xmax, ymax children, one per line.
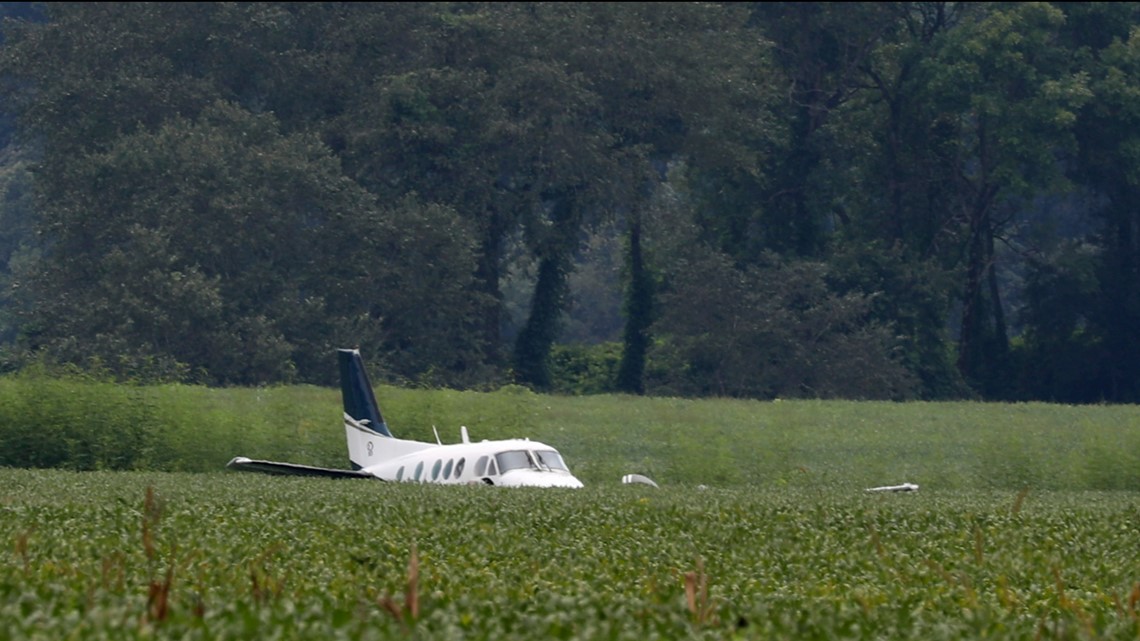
<box><xmin>227</xmin><ymin>348</ymin><xmax>584</xmax><ymax>489</ymax></box>
<box><xmin>355</xmin><ymin>436</ymin><xmax>584</xmax><ymax>488</ymax></box>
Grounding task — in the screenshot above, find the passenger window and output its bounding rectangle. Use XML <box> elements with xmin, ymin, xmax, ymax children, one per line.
<box><xmin>396</xmin><ymin>466</ymin><xmax>404</xmax><ymax>482</ymax></box>
<box><xmin>455</xmin><ymin>458</ymin><xmax>466</xmax><ymax>478</ymax></box>
<box><xmin>431</xmin><ymin>459</ymin><xmax>442</xmax><ymax>480</ymax></box>
<box><xmin>414</xmin><ymin>461</ymin><xmax>424</xmax><ymax>481</ymax></box>
<box><xmin>474</xmin><ymin>456</ymin><xmax>487</xmax><ymax>476</ymax></box>
<box><xmin>443</xmin><ymin>459</ymin><xmax>454</xmax><ymax>479</ymax></box>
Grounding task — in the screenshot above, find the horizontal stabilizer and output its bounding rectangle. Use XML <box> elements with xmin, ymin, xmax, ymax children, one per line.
<box><xmin>621</xmin><ymin>473</ymin><xmax>659</xmax><ymax>488</ymax></box>
<box><xmin>226</xmin><ymin>456</ymin><xmax>378</xmax><ymax>480</ymax></box>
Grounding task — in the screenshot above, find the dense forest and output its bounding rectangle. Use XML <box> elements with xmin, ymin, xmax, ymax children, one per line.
<box><xmin>1</xmin><ymin>2</ymin><xmax>1138</xmax><ymax>403</ymax></box>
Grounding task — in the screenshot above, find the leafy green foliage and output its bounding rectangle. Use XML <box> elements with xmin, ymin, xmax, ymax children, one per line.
<box><xmin>649</xmin><ymin>251</ymin><xmax>918</xmax><ymax>400</ymax></box>
<box><xmin>548</xmin><ymin>342</ymin><xmax>622</xmax><ymax>396</ymax></box>
<box><xmin>25</xmin><ymin>103</ymin><xmax>380</xmax><ymax>384</ymax></box>
<box><xmin>827</xmin><ymin>242</ymin><xmax>970</xmax><ymax>400</ymax></box>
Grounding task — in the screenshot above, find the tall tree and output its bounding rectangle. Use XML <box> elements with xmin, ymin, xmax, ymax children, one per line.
<box><xmin>330</xmin><ymin>5</ymin><xmax>623</xmax><ymax>383</ymax></box>
<box><xmin>1061</xmin><ymin>3</ymin><xmax>1140</xmax><ymax>401</ymax></box>
<box><xmin>747</xmin><ymin>2</ymin><xmax>901</xmax><ymax>259</ymax></box>
<box><xmin>924</xmin><ymin>3</ymin><xmax>1090</xmax><ymax>395</ymax></box>
<box><xmin>530</xmin><ymin>2</ymin><xmax>777</xmax><ymax>392</ymax></box>
<box><xmin>826</xmin><ymin>2</ymin><xmax>973</xmax><ymax>399</ymax></box>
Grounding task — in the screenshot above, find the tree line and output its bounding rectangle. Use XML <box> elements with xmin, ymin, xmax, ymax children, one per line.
<box><xmin>1</xmin><ymin>2</ymin><xmax>1138</xmax><ymax>403</ymax></box>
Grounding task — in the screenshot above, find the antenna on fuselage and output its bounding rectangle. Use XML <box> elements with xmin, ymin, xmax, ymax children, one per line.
<box><xmin>461</xmin><ymin>426</ymin><xmax>470</xmax><ymax>444</ymax></box>
<box><xmin>432</xmin><ymin>425</ymin><xmax>442</xmax><ymax>445</ymax></box>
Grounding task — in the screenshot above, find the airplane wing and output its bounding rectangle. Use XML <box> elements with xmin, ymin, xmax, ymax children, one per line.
<box><xmin>226</xmin><ymin>456</ymin><xmax>379</xmax><ymax>480</ymax></box>
<box><xmin>865</xmin><ymin>482</ymin><xmax>918</xmax><ymax>493</ymax></box>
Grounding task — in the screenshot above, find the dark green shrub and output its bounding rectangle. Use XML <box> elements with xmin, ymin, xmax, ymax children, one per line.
<box><xmin>548</xmin><ymin>343</ymin><xmax>622</xmax><ymax>395</ymax></box>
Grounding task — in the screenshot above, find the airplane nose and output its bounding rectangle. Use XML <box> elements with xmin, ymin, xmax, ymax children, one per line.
<box><xmin>499</xmin><ymin>470</ymin><xmax>584</xmax><ymax>488</ymax></box>
<box><xmin>550</xmin><ymin>475</ymin><xmax>584</xmax><ymax>489</ymax></box>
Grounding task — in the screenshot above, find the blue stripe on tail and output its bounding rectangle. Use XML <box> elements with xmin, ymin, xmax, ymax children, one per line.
<box><xmin>337</xmin><ymin>348</ymin><xmax>393</xmax><ymax>438</ymax></box>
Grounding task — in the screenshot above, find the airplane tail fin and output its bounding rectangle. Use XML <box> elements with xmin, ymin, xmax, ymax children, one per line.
<box><xmin>338</xmin><ymin>349</ymin><xmax>391</xmax><ymax>437</ymax></box>
<box><xmin>338</xmin><ymin>349</ymin><xmax>393</xmax><ymax>469</ymax></box>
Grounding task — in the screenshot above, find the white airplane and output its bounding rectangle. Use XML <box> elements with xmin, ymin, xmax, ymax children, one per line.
<box><xmin>227</xmin><ymin>348</ymin><xmax>584</xmax><ymax>488</ymax></box>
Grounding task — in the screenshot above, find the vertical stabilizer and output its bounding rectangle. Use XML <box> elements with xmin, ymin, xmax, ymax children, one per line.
<box><xmin>337</xmin><ymin>349</ymin><xmax>393</xmax><ymax>438</ymax></box>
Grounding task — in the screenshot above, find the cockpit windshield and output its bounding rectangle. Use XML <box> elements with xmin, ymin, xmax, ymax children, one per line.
<box><xmin>493</xmin><ymin>449</ymin><xmax>571</xmax><ymax>474</ymax></box>
<box><xmin>535</xmin><ymin>450</ymin><xmax>569</xmax><ymax>471</ymax></box>
<box><xmin>494</xmin><ymin>450</ymin><xmax>534</xmax><ymax>473</ymax></box>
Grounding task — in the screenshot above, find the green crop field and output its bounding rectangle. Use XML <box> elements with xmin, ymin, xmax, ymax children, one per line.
<box><xmin>2</xmin><ymin>376</ymin><xmax>1140</xmax><ymax>639</ymax></box>
<box><xmin>3</xmin><ymin>472</ymin><xmax>1139</xmax><ymax>640</ymax></box>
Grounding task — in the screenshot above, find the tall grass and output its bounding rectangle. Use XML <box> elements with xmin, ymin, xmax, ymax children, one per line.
<box><xmin>2</xmin><ymin>372</ymin><xmax>1140</xmax><ymax>490</ymax></box>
